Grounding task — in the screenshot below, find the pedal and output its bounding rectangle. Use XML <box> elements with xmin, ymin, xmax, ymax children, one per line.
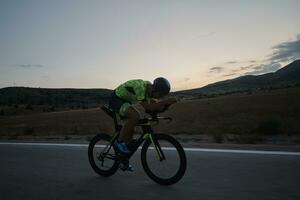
<box><xmin>119</xmin><ymin>158</ymin><xmax>129</xmax><ymax>171</ymax></box>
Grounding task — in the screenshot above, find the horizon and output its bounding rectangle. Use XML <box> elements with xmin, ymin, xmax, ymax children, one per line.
<box><xmin>1</xmin><ymin>58</ymin><xmax>299</xmax><ymax>92</ymax></box>
<box><xmin>1</xmin><ymin>0</ymin><xmax>300</xmax><ymax>91</ymax></box>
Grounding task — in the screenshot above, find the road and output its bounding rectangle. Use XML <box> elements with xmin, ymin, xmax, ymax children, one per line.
<box><xmin>0</xmin><ymin>142</ymin><xmax>299</xmax><ymax>200</ymax></box>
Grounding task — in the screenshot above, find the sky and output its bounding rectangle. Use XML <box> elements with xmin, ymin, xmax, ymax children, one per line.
<box><xmin>0</xmin><ymin>0</ymin><xmax>300</xmax><ymax>91</ymax></box>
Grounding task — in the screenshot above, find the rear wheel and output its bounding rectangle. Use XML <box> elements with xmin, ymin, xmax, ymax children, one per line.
<box><xmin>141</xmin><ymin>134</ymin><xmax>187</xmax><ymax>185</ymax></box>
<box><xmin>88</xmin><ymin>134</ymin><xmax>119</xmax><ymax>177</ymax></box>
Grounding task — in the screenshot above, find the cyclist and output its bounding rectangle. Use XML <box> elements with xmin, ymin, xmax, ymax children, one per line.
<box><xmin>108</xmin><ymin>77</ymin><xmax>177</xmax><ymax>171</ymax></box>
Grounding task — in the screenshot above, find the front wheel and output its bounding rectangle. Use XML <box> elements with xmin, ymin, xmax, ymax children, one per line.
<box><xmin>141</xmin><ymin>134</ymin><xmax>187</xmax><ymax>185</ymax></box>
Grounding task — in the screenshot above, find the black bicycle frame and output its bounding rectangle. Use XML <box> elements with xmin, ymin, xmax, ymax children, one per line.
<box><xmin>105</xmin><ymin>123</ymin><xmax>166</xmax><ymax>161</ymax></box>
<box><xmin>100</xmin><ymin>105</ymin><xmax>166</xmax><ymax>161</ymax></box>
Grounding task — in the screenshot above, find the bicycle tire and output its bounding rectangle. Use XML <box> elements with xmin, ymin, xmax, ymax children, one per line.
<box><xmin>88</xmin><ymin>134</ymin><xmax>119</xmax><ymax>177</ymax></box>
<box><xmin>141</xmin><ymin>134</ymin><xmax>187</xmax><ymax>185</ymax></box>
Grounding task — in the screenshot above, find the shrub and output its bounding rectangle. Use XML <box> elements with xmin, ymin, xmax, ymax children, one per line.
<box><xmin>50</xmin><ymin>106</ymin><xmax>55</xmax><ymax>111</ymax></box>
<box><xmin>257</xmin><ymin>118</ymin><xmax>282</xmax><ymax>135</ymax></box>
<box><xmin>212</xmin><ymin>133</ymin><xmax>223</xmax><ymax>143</ymax></box>
<box><xmin>73</xmin><ymin>126</ymin><xmax>79</xmax><ymax>134</ymax></box>
<box><xmin>23</xmin><ymin>127</ymin><xmax>35</xmax><ymax>135</ymax></box>
<box><xmin>81</xmin><ymin>105</ymin><xmax>88</xmax><ymax>109</ymax></box>
<box><xmin>64</xmin><ymin>135</ymin><xmax>71</xmax><ymax>140</ymax></box>
<box><xmin>234</xmin><ymin>134</ymin><xmax>265</xmax><ymax>144</ymax></box>
<box><xmin>85</xmin><ymin>136</ymin><xmax>93</xmax><ymax>142</ymax></box>
<box><xmin>25</xmin><ymin>104</ymin><xmax>33</xmax><ymax>110</ymax></box>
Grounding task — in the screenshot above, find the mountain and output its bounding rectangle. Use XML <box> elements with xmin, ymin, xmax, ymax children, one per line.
<box><xmin>176</xmin><ymin>60</ymin><xmax>300</xmax><ymax>96</ymax></box>
<box><xmin>0</xmin><ymin>87</ymin><xmax>112</xmax><ymax>107</ymax></box>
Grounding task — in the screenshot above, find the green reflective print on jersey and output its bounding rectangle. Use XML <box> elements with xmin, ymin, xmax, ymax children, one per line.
<box><xmin>119</xmin><ymin>102</ymin><xmax>131</xmax><ymax>116</ymax></box>
<box><xmin>115</xmin><ymin>79</ymin><xmax>150</xmax><ymax>103</ymax></box>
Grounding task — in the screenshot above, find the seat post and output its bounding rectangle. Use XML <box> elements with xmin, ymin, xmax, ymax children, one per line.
<box><xmin>141</xmin><ymin>124</ymin><xmax>153</xmax><ymax>134</ymax></box>
<box><xmin>101</xmin><ymin>105</ymin><xmax>122</xmax><ymax>132</ymax></box>
<box><xmin>113</xmin><ymin>115</ymin><xmax>122</xmax><ymax>132</ymax></box>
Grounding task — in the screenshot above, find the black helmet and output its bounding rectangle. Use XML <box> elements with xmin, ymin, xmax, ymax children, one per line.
<box><xmin>153</xmin><ymin>77</ymin><xmax>171</xmax><ymax>95</ymax></box>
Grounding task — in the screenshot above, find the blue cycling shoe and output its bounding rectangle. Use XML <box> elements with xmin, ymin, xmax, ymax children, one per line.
<box><xmin>115</xmin><ymin>140</ymin><xmax>131</xmax><ymax>154</ymax></box>
<box><xmin>119</xmin><ymin>163</ymin><xmax>135</xmax><ymax>172</ymax></box>
<box><xmin>115</xmin><ymin>140</ymin><xmax>134</xmax><ymax>172</ymax></box>
<box><xmin>127</xmin><ymin>164</ymin><xmax>134</xmax><ymax>172</ymax></box>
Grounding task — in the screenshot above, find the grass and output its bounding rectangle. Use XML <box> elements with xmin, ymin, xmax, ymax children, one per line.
<box><xmin>0</xmin><ymin>87</ymin><xmax>300</xmax><ymax>144</ymax></box>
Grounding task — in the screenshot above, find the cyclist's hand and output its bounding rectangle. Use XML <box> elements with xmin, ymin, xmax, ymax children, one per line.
<box><xmin>160</xmin><ymin>97</ymin><xmax>177</xmax><ymax>112</ymax></box>
<box><xmin>150</xmin><ymin>98</ymin><xmax>158</xmax><ymax>103</ymax></box>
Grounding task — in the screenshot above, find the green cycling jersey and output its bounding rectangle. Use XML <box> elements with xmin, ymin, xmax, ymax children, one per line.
<box><xmin>114</xmin><ymin>79</ymin><xmax>151</xmax><ymax>116</ymax></box>
<box><xmin>115</xmin><ymin>79</ymin><xmax>151</xmax><ymax>103</ymax></box>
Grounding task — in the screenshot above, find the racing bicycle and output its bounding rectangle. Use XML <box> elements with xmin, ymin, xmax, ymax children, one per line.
<box><xmin>88</xmin><ymin>105</ymin><xmax>187</xmax><ymax>185</ymax></box>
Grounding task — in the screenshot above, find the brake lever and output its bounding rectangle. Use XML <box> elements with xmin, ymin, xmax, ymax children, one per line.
<box><xmin>165</xmin><ymin>117</ymin><xmax>172</xmax><ymax>122</ymax></box>
<box><xmin>150</xmin><ymin>114</ymin><xmax>159</xmax><ymax>124</ymax></box>
<box><xmin>149</xmin><ymin>118</ymin><xmax>159</xmax><ymax>125</ymax></box>
<box><xmin>161</xmin><ymin>116</ymin><xmax>172</xmax><ymax>124</ymax></box>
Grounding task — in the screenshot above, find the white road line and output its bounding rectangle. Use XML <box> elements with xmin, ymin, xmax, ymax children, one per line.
<box><xmin>0</xmin><ymin>142</ymin><xmax>299</xmax><ymax>156</ymax></box>
<box><xmin>180</xmin><ymin>147</ymin><xmax>300</xmax><ymax>156</ymax></box>
<box><xmin>0</xmin><ymin>142</ymin><xmax>88</xmax><ymax>147</ymax></box>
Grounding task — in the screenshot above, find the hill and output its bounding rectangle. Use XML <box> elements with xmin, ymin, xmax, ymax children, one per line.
<box><xmin>0</xmin><ymin>87</ymin><xmax>112</xmax><ymax>108</ymax></box>
<box><xmin>176</xmin><ymin>60</ymin><xmax>300</xmax><ymax>96</ymax></box>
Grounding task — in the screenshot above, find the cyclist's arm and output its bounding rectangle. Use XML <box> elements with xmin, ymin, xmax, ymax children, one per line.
<box><xmin>141</xmin><ymin>97</ymin><xmax>177</xmax><ymax>113</ymax></box>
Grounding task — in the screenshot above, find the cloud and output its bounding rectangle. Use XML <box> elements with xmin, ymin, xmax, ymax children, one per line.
<box><xmin>184</xmin><ymin>77</ymin><xmax>190</xmax><ymax>81</ymax></box>
<box><xmin>193</xmin><ymin>32</ymin><xmax>216</xmax><ymax>40</ymax></box>
<box><xmin>240</xmin><ymin>65</ymin><xmax>254</xmax><ymax>70</ymax></box>
<box><xmin>230</xmin><ymin>64</ymin><xmax>254</xmax><ymax>73</ymax></box>
<box><xmin>231</xmin><ymin>69</ymin><xmax>240</xmax><ymax>73</ymax></box>
<box><xmin>242</xmin><ymin>34</ymin><xmax>299</xmax><ymax>76</ymax></box>
<box><xmin>205</xmin><ymin>34</ymin><xmax>299</xmax><ymax>80</ymax></box>
<box><xmin>270</xmin><ymin>35</ymin><xmax>300</xmax><ymax>62</ymax></box>
<box><xmin>244</xmin><ymin>62</ymin><xmax>281</xmax><ymax>76</ymax></box>
<box><xmin>175</xmin><ymin>77</ymin><xmax>191</xmax><ymax>84</ymax></box>
<box><xmin>209</xmin><ymin>66</ymin><xmax>224</xmax><ymax>73</ymax></box>
<box><xmin>226</xmin><ymin>61</ymin><xmax>237</xmax><ymax>64</ymax></box>
<box><xmin>206</xmin><ymin>32</ymin><xmax>216</xmax><ymax>36</ymax></box>
<box><xmin>12</xmin><ymin>64</ymin><xmax>44</xmax><ymax>68</ymax></box>
<box><xmin>222</xmin><ymin>73</ymin><xmax>237</xmax><ymax>77</ymax></box>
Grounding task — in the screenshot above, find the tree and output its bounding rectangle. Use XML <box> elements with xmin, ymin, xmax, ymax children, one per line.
<box><xmin>25</xmin><ymin>104</ymin><xmax>33</xmax><ymax>110</ymax></box>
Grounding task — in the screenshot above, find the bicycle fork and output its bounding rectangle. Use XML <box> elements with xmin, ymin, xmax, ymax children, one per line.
<box><xmin>144</xmin><ymin>133</ymin><xmax>166</xmax><ymax>161</ymax></box>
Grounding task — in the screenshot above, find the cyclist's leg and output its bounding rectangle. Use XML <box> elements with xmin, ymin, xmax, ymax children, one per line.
<box><xmin>118</xmin><ymin>106</ymin><xmax>140</xmax><ymax>143</ymax></box>
<box><xmin>117</xmin><ymin>104</ymin><xmax>145</xmax><ymax>171</ymax></box>
<box><xmin>108</xmin><ymin>93</ymin><xmax>139</xmax><ymax>143</ymax></box>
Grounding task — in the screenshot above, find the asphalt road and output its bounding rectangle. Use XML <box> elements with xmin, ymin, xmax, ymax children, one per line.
<box><xmin>0</xmin><ymin>143</ymin><xmax>300</xmax><ymax>200</ymax></box>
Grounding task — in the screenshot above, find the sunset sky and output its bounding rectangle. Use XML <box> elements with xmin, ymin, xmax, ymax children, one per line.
<box><xmin>0</xmin><ymin>0</ymin><xmax>300</xmax><ymax>91</ymax></box>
